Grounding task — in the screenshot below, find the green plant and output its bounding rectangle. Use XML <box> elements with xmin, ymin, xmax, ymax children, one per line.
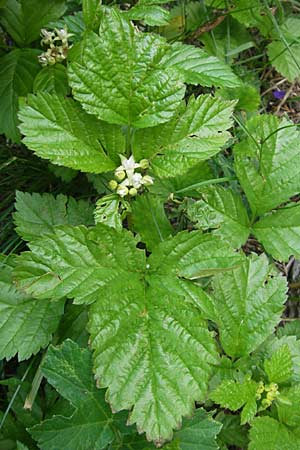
<box><xmin>2</xmin><ymin>2</ymin><xmax>300</xmax><ymax>450</ymax></box>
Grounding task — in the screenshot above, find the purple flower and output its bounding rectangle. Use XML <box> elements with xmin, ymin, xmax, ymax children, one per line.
<box><xmin>273</xmin><ymin>90</ymin><xmax>286</xmax><ymax>100</ymax></box>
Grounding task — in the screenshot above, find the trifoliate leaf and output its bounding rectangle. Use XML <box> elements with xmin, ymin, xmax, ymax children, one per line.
<box><xmin>14</xmin><ymin>225</ymin><xmax>244</xmax><ymax>443</ymax></box>
<box><xmin>133</xmin><ymin>95</ymin><xmax>235</xmax><ymax>176</ymax></box>
<box><xmin>19</xmin><ymin>93</ymin><xmax>116</xmax><ymax>173</ymax></box>
<box><xmin>68</xmin><ymin>9</ymin><xmax>185</xmax><ymax>128</ymax></box>
<box><xmin>0</xmin><ymin>49</ymin><xmax>40</xmax><ymax>142</ymax></box>
<box><xmin>14</xmin><ymin>191</ymin><xmax>94</xmax><ymax>241</ymax></box>
<box><xmin>264</xmin><ymin>344</ymin><xmax>293</xmax><ymax>384</ymax></box>
<box><xmin>33</xmin><ymin>65</ymin><xmax>69</xmax><ymax>96</ymax></box>
<box><xmin>131</xmin><ymin>193</ymin><xmax>173</xmax><ymax>251</ymax></box>
<box><xmin>94</xmin><ymin>194</ymin><xmax>123</xmax><ymax>231</ymax></box>
<box><xmin>210</xmin><ymin>254</ymin><xmax>287</xmax><ymax>357</ymax></box>
<box><xmin>30</xmin><ymin>340</ymin><xmax>116</xmax><ymax>450</ymax></box>
<box><xmin>161</xmin><ymin>42</ymin><xmax>241</xmax><ymax>88</ymax></box>
<box><xmin>234</xmin><ymin>115</ymin><xmax>300</xmax><ymax>216</ymax></box>
<box><xmin>0</xmin><ymin>0</ymin><xmax>66</xmax><ymax>46</ymax></box>
<box><xmin>249</xmin><ymin>416</ymin><xmax>300</xmax><ymax>450</ymax></box>
<box><xmin>0</xmin><ymin>258</ymin><xmax>64</xmax><ymax>361</ymax></box>
<box><xmin>211</xmin><ymin>379</ymin><xmax>258</xmax><ymax>425</ymax></box>
<box><xmin>253</xmin><ymin>204</ymin><xmax>300</xmax><ymax>261</ymax></box>
<box><xmin>187</xmin><ymin>187</ymin><xmax>250</xmax><ymax>248</ymax></box>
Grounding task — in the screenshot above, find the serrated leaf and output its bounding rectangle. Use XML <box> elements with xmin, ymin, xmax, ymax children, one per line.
<box><xmin>33</xmin><ymin>65</ymin><xmax>69</xmax><ymax>96</ymax></box>
<box><xmin>126</xmin><ymin>3</ymin><xmax>170</xmax><ymax>26</ymax></box>
<box><xmin>0</xmin><ymin>49</ymin><xmax>40</xmax><ymax>142</ymax></box>
<box><xmin>0</xmin><ymin>259</ymin><xmax>64</xmax><ymax>361</ymax></box>
<box><xmin>234</xmin><ymin>115</ymin><xmax>300</xmax><ymax>216</ymax></box>
<box><xmin>264</xmin><ymin>344</ymin><xmax>292</xmax><ymax>383</ymax></box>
<box><xmin>216</xmin><ymin>413</ymin><xmax>249</xmax><ymax>449</ymax></box>
<box><xmin>211</xmin><ymin>379</ymin><xmax>258</xmax><ymax>425</ymax></box>
<box><xmin>133</xmin><ymin>95</ymin><xmax>235</xmax><ymax>174</ymax></box>
<box><xmin>131</xmin><ymin>193</ymin><xmax>173</xmax><ymax>251</ymax></box>
<box><xmin>249</xmin><ymin>416</ymin><xmax>300</xmax><ymax>450</ymax></box>
<box><xmin>253</xmin><ymin>204</ymin><xmax>300</xmax><ymax>261</ymax></box>
<box><xmin>277</xmin><ymin>384</ymin><xmax>300</xmax><ymax>427</ymax></box>
<box><xmin>18</xmin><ymin>93</ymin><xmax>116</xmax><ymax>173</ymax></box>
<box><xmin>14</xmin><ymin>191</ymin><xmax>94</xmax><ymax>241</ymax></box>
<box><xmin>14</xmin><ymin>225</ymin><xmax>244</xmax><ymax>443</ymax></box>
<box><xmin>94</xmin><ymin>194</ymin><xmax>123</xmax><ymax>231</ymax></box>
<box><xmin>187</xmin><ymin>186</ymin><xmax>250</xmax><ymax>248</ymax></box>
<box><xmin>161</xmin><ymin>42</ymin><xmax>241</xmax><ymax>88</ymax></box>
<box><xmin>30</xmin><ymin>340</ymin><xmax>116</xmax><ymax>450</ymax></box>
<box><xmin>0</xmin><ymin>0</ymin><xmax>66</xmax><ymax>46</ymax></box>
<box><xmin>210</xmin><ymin>254</ymin><xmax>287</xmax><ymax>357</ymax></box>
<box><xmin>68</xmin><ymin>9</ymin><xmax>185</xmax><ymax>128</ymax></box>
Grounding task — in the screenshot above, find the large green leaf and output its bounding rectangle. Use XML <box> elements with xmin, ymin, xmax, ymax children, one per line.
<box><xmin>14</xmin><ymin>191</ymin><xmax>94</xmax><ymax>241</ymax></box>
<box><xmin>0</xmin><ymin>0</ymin><xmax>66</xmax><ymax>46</ymax></box>
<box><xmin>131</xmin><ymin>193</ymin><xmax>173</xmax><ymax>251</ymax></box>
<box><xmin>187</xmin><ymin>186</ymin><xmax>250</xmax><ymax>248</ymax></box>
<box><xmin>210</xmin><ymin>254</ymin><xmax>287</xmax><ymax>357</ymax></box>
<box><xmin>253</xmin><ymin>204</ymin><xmax>300</xmax><ymax>261</ymax></box>
<box><xmin>0</xmin><ymin>258</ymin><xmax>64</xmax><ymax>361</ymax></box>
<box><xmin>133</xmin><ymin>95</ymin><xmax>235</xmax><ymax>176</ymax></box>
<box><xmin>249</xmin><ymin>416</ymin><xmax>300</xmax><ymax>450</ymax></box>
<box><xmin>68</xmin><ymin>8</ymin><xmax>185</xmax><ymax>128</ymax></box>
<box><xmin>234</xmin><ymin>115</ymin><xmax>300</xmax><ymax>216</ymax></box>
<box><xmin>14</xmin><ymin>224</ymin><xmax>244</xmax><ymax>443</ymax></box>
<box><xmin>19</xmin><ymin>93</ymin><xmax>116</xmax><ymax>173</ymax></box>
<box><xmin>161</xmin><ymin>42</ymin><xmax>241</xmax><ymax>88</ymax></box>
<box><xmin>0</xmin><ymin>49</ymin><xmax>40</xmax><ymax>142</ymax></box>
<box><xmin>30</xmin><ymin>340</ymin><xmax>116</xmax><ymax>450</ymax></box>
<box><xmin>264</xmin><ymin>344</ymin><xmax>292</xmax><ymax>384</ymax></box>
<box><xmin>33</xmin><ymin>65</ymin><xmax>69</xmax><ymax>96</ymax></box>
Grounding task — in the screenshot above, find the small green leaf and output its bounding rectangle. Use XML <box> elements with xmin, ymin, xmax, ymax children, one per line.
<box><xmin>68</xmin><ymin>9</ymin><xmax>185</xmax><ymax>128</ymax></box>
<box><xmin>131</xmin><ymin>193</ymin><xmax>173</xmax><ymax>251</ymax></box>
<box><xmin>19</xmin><ymin>93</ymin><xmax>116</xmax><ymax>173</ymax></box>
<box><xmin>161</xmin><ymin>42</ymin><xmax>241</xmax><ymax>88</ymax></box>
<box><xmin>249</xmin><ymin>416</ymin><xmax>300</xmax><ymax>450</ymax></box>
<box><xmin>187</xmin><ymin>186</ymin><xmax>250</xmax><ymax>248</ymax></box>
<box><xmin>30</xmin><ymin>340</ymin><xmax>116</xmax><ymax>450</ymax></box>
<box><xmin>211</xmin><ymin>254</ymin><xmax>287</xmax><ymax>357</ymax></box>
<box><xmin>211</xmin><ymin>379</ymin><xmax>258</xmax><ymax>425</ymax></box>
<box><xmin>234</xmin><ymin>115</ymin><xmax>300</xmax><ymax>216</ymax></box>
<box><xmin>14</xmin><ymin>191</ymin><xmax>94</xmax><ymax>241</ymax></box>
<box><xmin>33</xmin><ymin>65</ymin><xmax>69</xmax><ymax>96</ymax></box>
<box><xmin>277</xmin><ymin>385</ymin><xmax>300</xmax><ymax>427</ymax></box>
<box><xmin>126</xmin><ymin>3</ymin><xmax>170</xmax><ymax>26</ymax></box>
<box><xmin>82</xmin><ymin>0</ymin><xmax>102</xmax><ymax>29</ymax></box>
<box><xmin>264</xmin><ymin>344</ymin><xmax>293</xmax><ymax>384</ymax></box>
<box><xmin>253</xmin><ymin>204</ymin><xmax>300</xmax><ymax>261</ymax></box>
<box><xmin>0</xmin><ymin>49</ymin><xmax>40</xmax><ymax>142</ymax></box>
<box><xmin>94</xmin><ymin>194</ymin><xmax>123</xmax><ymax>231</ymax></box>
<box><xmin>0</xmin><ymin>259</ymin><xmax>64</xmax><ymax>361</ymax></box>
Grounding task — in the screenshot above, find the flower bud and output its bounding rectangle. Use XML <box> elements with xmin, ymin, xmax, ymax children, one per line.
<box><xmin>115</xmin><ymin>169</ymin><xmax>126</xmax><ymax>181</ymax></box>
<box><xmin>117</xmin><ymin>185</ymin><xmax>129</xmax><ymax>197</ymax></box>
<box><xmin>129</xmin><ymin>187</ymin><xmax>138</xmax><ymax>197</ymax></box>
<box><xmin>261</xmin><ymin>398</ymin><xmax>271</xmax><ymax>408</ymax></box>
<box><xmin>109</xmin><ymin>180</ymin><xmax>118</xmax><ymax>190</ymax></box>
<box><xmin>139</xmin><ymin>159</ymin><xmax>149</xmax><ymax>169</ymax></box>
<box><xmin>142</xmin><ymin>175</ymin><xmax>154</xmax><ymax>186</ymax></box>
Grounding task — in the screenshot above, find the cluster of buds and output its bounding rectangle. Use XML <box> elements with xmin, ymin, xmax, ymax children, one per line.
<box><xmin>38</xmin><ymin>27</ymin><xmax>73</xmax><ymax>66</ymax></box>
<box><xmin>256</xmin><ymin>381</ymin><xmax>279</xmax><ymax>409</ymax></box>
<box><xmin>109</xmin><ymin>155</ymin><xmax>154</xmax><ymax>197</ymax></box>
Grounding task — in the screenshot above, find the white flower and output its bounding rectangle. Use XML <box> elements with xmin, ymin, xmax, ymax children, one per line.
<box><xmin>119</xmin><ymin>155</ymin><xmax>140</xmax><ymax>172</ymax></box>
<box><xmin>131</xmin><ymin>172</ymin><xmax>143</xmax><ymax>188</ymax></box>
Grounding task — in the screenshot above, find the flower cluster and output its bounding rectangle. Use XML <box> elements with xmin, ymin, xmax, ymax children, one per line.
<box><xmin>109</xmin><ymin>155</ymin><xmax>154</xmax><ymax>197</ymax></box>
<box><xmin>38</xmin><ymin>27</ymin><xmax>73</xmax><ymax>66</ymax></box>
<box><xmin>256</xmin><ymin>381</ymin><xmax>279</xmax><ymax>409</ymax></box>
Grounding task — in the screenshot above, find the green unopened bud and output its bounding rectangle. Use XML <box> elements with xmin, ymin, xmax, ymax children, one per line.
<box><xmin>139</xmin><ymin>159</ymin><xmax>149</xmax><ymax>169</ymax></box>
<box><xmin>256</xmin><ymin>381</ymin><xmax>265</xmax><ymax>395</ymax></box>
<box><xmin>109</xmin><ymin>180</ymin><xmax>118</xmax><ymax>190</ymax></box>
<box><xmin>142</xmin><ymin>175</ymin><xmax>154</xmax><ymax>186</ymax></box>
<box><xmin>261</xmin><ymin>398</ymin><xmax>271</xmax><ymax>408</ymax></box>
<box><xmin>129</xmin><ymin>187</ymin><xmax>138</xmax><ymax>196</ymax></box>
<box><xmin>115</xmin><ymin>169</ymin><xmax>126</xmax><ymax>181</ymax></box>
